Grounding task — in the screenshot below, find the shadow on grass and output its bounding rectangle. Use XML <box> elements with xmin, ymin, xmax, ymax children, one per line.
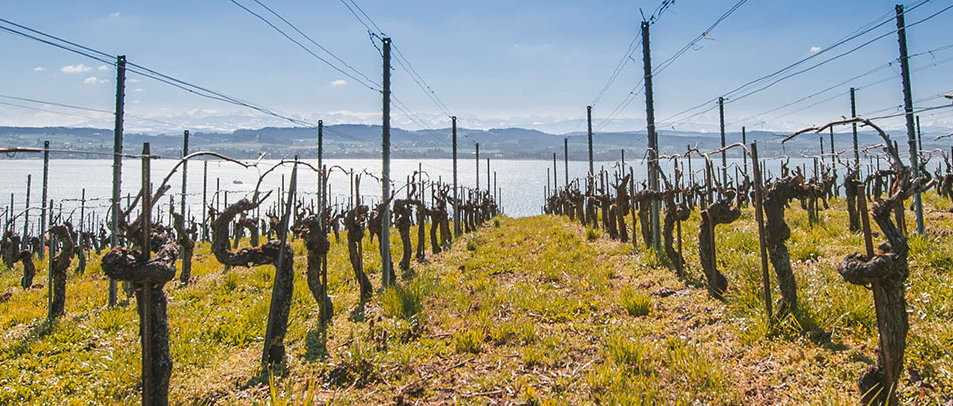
<box><xmin>303</xmin><ymin>323</ymin><xmax>329</xmax><ymax>361</ymax></box>
<box><xmin>6</xmin><ymin>318</ymin><xmax>58</xmax><ymax>356</ymax></box>
<box><xmin>349</xmin><ymin>296</ymin><xmax>368</xmax><ymax>323</ymax></box>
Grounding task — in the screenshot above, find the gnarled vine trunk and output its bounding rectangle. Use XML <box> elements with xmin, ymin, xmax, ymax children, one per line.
<box><xmin>837</xmin><ymin>175</ymin><xmax>928</xmax><ymax>406</ymax></box>
<box><xmin>211</xmin><ymin>198</ymin><xmax>294</xmax><ymax>366</ymax></box>
<box><xmin>298</xmin><ymin>215</ymin><xmax>334</xmax><ymax>324</ymax></box>
<box><xmin>101</xmin><ymin>231</ymin><xmax>178</xmax><ymax>406</ymax></box>
<box><xmin>763</xmin><ymin>175</ymin><xmax>811</xmax><ymax>314</ymax></box>
<box><xmin>698</xmin><ymin>194</ymin><xmax>740</xmax><ymax>300</ymax></box>
<box><xmin>49</xmin><ymin>223</ymin><xmax>77</xmax><ymax>319</ymax></box>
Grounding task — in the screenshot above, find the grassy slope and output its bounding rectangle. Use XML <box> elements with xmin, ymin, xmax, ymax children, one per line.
<box><xmin>0</xmin><ymin>193</ymin><xmax>951</xmax><ymax>404</ymax></box>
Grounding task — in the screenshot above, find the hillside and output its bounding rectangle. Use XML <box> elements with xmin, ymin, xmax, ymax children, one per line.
<box><xmin>1</xmin><ymin>124</ymin><xmax>946</xmax><ymax>160</ymax></box>
<box><xmin>1</xmin><ymin>194</ymin><xmax>952</xmax><ymax>404</ymax></box>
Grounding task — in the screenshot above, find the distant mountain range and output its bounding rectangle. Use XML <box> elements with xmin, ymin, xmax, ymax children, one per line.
<box><xmin>0</xmin><ymin>124</ymin><xmax>949</xmax><ymax>160</ymax></box>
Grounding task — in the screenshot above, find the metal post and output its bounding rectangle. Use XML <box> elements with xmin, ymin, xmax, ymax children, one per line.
<box><xmin>79</xmin><ymin>188</ymin><xmax>85</xmax><ymax>261</ymax></box>
<box><xmin>486</xmin><ymin>158</ymin><xmax>490</xmax><ymax>193</ymax></box>
<box><xmin>641</xmin><ymin>21</ymin><xmax>661</xmax><ymax>252</ymax></box>
<box><xmin>850</xmin><ymin>88</ymin><xmax>860</xmax><ymax>169</ymax></box>
<box><xmin>916</xmin><ymin>116</ymin><xmax>922</xmax><ymax>157</ymax></box>
<box><xmin>109</xmin><ymin>55</ymin><xmax>126</xmax><ymax>306</ymax></box>
<box><xmin>180</xmin><ymin>130</ymin><xmax>189</xmax><ymax>219</ymax></box>
<box><xmin>564</xmin><ymin>137</ymin><xmax>569</xmax><ymax>186</ymax></box>
<box><xmin>830</xmin><ymin>126</ymin><xmax>838</xmax><ymax>196</ymax></box>
<box><xmin>23</xmin><ymin>175</ymin><xmax>30</xmax><ymax>248</ymax></box>
<box><xmin>476</xmin><ymin>143</ymin><xmax>480</xmax><ymax>193</ymax></box>
<box><xmin>381</xmin><ymin>36</ymin><xmax>393</xmax><ymax>285</ymax></box>
<box><xmin>39</xmin><ymin>141</ymin><xmax>49</xmax><ymax>260</ymax></box>
<box><xmin>202</xmin><ymin>161</ymin><xmax>208</xmax><ymax>241</ymax></box>
<box><xmin>587</xmin><ymin>106</ymin><xmax>594</xmax><ymax>176</ymax></box>
<box><xmin>719</xmin><ymin>97</ymin><xmax>727</xmax><ymax>185</ymax></box>
<box><xmin>317</xmin><ymin>120</ymin><xmax>323</xmax><ymax>216</ymax></box>
<box><xmin>452</xmin><ymin>116</ymin><xmax>460</xmax><ymax>237</ymax></box>
<box><xmin>742</xmin><ymin>126</ymin><xmax>748</xmax><ymax>179</ymax></box>
<box><xmin>896</xmin><ymin>4</ymin><xmax>923</xmax><ymax>235</ymax></box>
<box><xmin>46</xmin><ymin>200</ymin><xmax>54</xmax><ymax>320</ymax></box>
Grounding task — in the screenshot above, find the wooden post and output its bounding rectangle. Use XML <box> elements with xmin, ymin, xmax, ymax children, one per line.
<box><xmin>140</xmin><ymin>142</ymin><xmax>154</xmax><ymax>405</ymax></box>
<box><xmin>264</xmin><ymin>160</ymin><xmax>296</xmax><ymax>367</ymax></box>
<box><xmin>751</xmin><ymin>143</ymin><xmax>772</xmax><ymax>323</ymax></box>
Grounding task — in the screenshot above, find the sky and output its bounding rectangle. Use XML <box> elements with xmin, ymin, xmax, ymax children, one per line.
<box><xmin>0</xmin><ymin>0</ymin><xmax>951</xmax><ymax>135</ymax></box>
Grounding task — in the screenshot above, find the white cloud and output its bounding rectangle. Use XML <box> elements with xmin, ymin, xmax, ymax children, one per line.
<box><xmin>330</xmin><ymin>79</ymin><xmax>347</xmax><ymax>87</ymax></box>
<box><xmin>128</xmin><ymin>78</ymin><xmax>140</xmax><ymax>83</ymax></box>
<box><xmin>62</xmin><ymin>64</ymin><xmax>92</xmax><ymax>73</ymax></box>
<box><xmin>97</xmin><ymin>65</ymin><xmax>110</xmax><ymax>71</ymax></box>
<box><xmin>109</xmin><ymin>12</ymin><xmax>120</xmax><ymax>17</ymax></box>
<box><xmin>810</xmin><ymin>46</ymin><xmax>822</xmax><ymax>54</ymax></box>
<box><xmin>33</xmin><ymin>66</ymin><xmax>44</xmax><ymax>72</ymax></box>
<box><xmin>83</xmin><ymin>76</ymin><xmax>108</xmax><ymax>85</ymax></box>
<box><xmin>133</xmin><ymin>88</ymin><xmax>144</xmax><ymax>92</ymax></box>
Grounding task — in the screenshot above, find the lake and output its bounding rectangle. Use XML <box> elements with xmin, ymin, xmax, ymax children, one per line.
<box><xmin>0</xmin><ymin>155</ymin><xmax>888</xmax><ymax>235</ymax></box>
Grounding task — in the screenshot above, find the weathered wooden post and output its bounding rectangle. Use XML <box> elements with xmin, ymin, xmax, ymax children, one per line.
<box><xmin>751</xmin><ymin>143</ymin><xmax>772</xmax><ymax>322</ymax></box>
<box><xmin>101</xmin><ymin>144</ymin><xmax>176</xmax><ymax>406</ymax></box>
<box><xmin>263</xmin><ymin>161</ymin><xmax>297</xmax><ymax>366</ymax></box>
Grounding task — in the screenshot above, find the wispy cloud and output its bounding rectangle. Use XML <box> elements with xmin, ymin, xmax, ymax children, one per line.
<box><xmin>109</xmin><ymin>12</ymin><xmax>120</xmax><ymax>17</ymax></box>
<box><xmin>128</xmin><ymin>78</ymin><xmax>140</xmax><ymax>83</ymax></box>
<box><xmin>810</xmin><ymin>46</ymin><xmax>821</xmax><ymax>54</ymax></box>
<box><xmin>33</xmin><ymin>66</ymin><xmax>44</xmax><ymax>72</ymax></box>
<box><xmin>330</xmin><ymin>79</ymin><xmax>347</xmax><ymax>87</ymax></box>
<box><xmin>83</xmin><ymin>76</ymin><xmax>108</xmax><ymax>85</ymax></box>
<box><xmin>133</xmin><ymin>88</ymin><xmax>144</xmax><ymax>92</ymax></box>
<box><xmin>97</xmin><ymin>65</ymin><xmax>110</xmax><ymax>71</ymax></box>
<box><xmin>61</xmin><ymin>64</ymin><xmax>92</xmax><ymax>73</ymax></box>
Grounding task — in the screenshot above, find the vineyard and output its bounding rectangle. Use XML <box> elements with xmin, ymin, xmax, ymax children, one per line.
<box><xmin>0</xmin><ymin>177</ymin><xmax>952</xmax><ymax>404</ymax></box>
<box><xmin>2</xmin><ymin>0</ymin><xmax>953</xmax><ymax>405</ymax></box>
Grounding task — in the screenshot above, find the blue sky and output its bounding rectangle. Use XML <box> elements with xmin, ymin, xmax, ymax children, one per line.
<box><xmin>0</xmin><ymin>0</ymin><xmax>951</xmax><ymax>134</ymax></box>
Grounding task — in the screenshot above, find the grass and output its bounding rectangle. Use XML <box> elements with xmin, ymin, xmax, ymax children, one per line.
<box><xmin>621</xmin><ymin>288</ymin><xmax>652</xmax><ymax>316</ymax></box>
<box><xmin>0</xmin><ymin>192</ymin><xmax>951</xmax><ymax>403</ymax></box>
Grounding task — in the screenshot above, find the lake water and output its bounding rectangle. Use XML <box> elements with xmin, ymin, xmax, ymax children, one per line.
<box><xmin>0</xmin><ymin>156</ymin><xmax>885</xmax><ymax>235</ymax></box>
